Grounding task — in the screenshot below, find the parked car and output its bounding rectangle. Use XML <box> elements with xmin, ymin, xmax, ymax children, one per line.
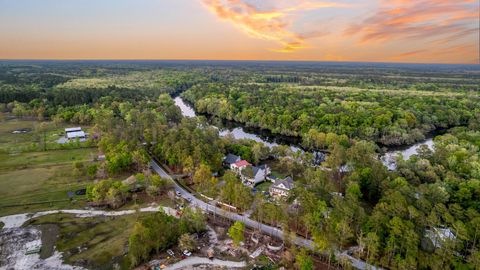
<box><xmin>183</xmin><ymin>250</ymin><xmax>192</xmax><ymax>257</ymax></box>
<box><xmin>176</xmin><ymin>191</ymin><xmax>181</xmax><ymax>196</ymax></box>
<box><xmin>75</xmin><ymin>188</ymin><xmax>86</xmax><ymax>195</ymax></box>
<box><xmin>167</xmin><ymin>249</ymin><xmax>174</xmax><ymax>256</ymax></box>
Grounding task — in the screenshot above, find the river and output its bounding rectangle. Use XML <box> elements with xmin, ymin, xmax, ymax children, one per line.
<box><xmin>174</xmin><ymin>96</ymin><xmax>434</xmax><ymax>169</ymax></box>
<box><xmin>174</xmin><ymin>96</ymin><xmax>303</xmax><ymax>152</ymax></box>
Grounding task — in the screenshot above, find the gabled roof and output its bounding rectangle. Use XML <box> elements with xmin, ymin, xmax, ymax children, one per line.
<box><xmin>272</xmin><ymin>176</ymin><xmax>294</xmax><ymax>190</ymax></box>
<box><xmin>65</xmin><ymin>127</ymin><xmax>82</xmax><ymax>133</ymax></box>
<box><xmin>252</xmin><ymin>166</ymin><xmax>261</xmax><ymax>176</ymax></box>
<box><xmin>67</xmin><ymin>131</ymin><xmax>86</xmax><ymax>139</ymax></box>
<box><xmin>242</xmin><ymin>165</ymin><xmax>266</xmax><ymax>179</ymax></box>
<box><xmin>258</xmin><ymin>164</ymin><xmax>269</xmax><ymax>170</ymax></box>
<box><xmin>224</xmin><ymin>154</ymin><xmax>241</xmax><ymax>164</ymax></box>
<box><xmin>233</xmin><ymin>160</ymin><xmax>251</xmax><ymax>167</ymax></box>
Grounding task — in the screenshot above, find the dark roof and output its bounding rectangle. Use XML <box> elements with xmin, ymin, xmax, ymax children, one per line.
<box><xmin>272</xmin><ymin>176</ymin><xmax>294</xmax><ymax>190</ymax></box>
<box><xmin>242</xmin><ymin>165</ymin><xmax>267</xmax><ymax>179</ymax></box>
<box><xmin>258</xmin><ymin>164</ymin><xmax>269</xmax><ymax>170</ymax></box>
<box><xmin>224</xmin><ymin>154</ymin><xmax>241</xmax><ymax>164</ymax></box>
<box><xmin>252</xmin><ymin>166</ymin><xmax>261</xmax><ymax>176</ymax></box>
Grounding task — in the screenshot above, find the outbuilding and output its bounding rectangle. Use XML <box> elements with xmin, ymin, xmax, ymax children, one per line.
<box><xmin>65</xmin><ymin>127</ymin><xmax>86</xmax><ymax>141</ymax></box>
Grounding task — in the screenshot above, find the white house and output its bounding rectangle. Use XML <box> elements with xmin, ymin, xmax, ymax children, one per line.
<box><xmin>240</xmin><ymin>164</ymin><xmax>269</xmax><ymax>185</ymax></box>
<box><xmin>230</xmin><ymin>160</ymin><xmax>251</xmax><ymax>172</ymax></box>
<box><xmin>269</xmin><ymin>176</ymin><xmax>294</xmax><ymax>198</ymax></box>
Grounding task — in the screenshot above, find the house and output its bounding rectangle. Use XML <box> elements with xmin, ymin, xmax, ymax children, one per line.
<box><xmin>224</xmin><ymin>154</ymin><xmax>241</xmax><ymax>167</ymax></box>
<box><xmin>258</xmin><ymin>164</ymin><xmax>271</xmax><ymax>176</ymax></box>
<box><xmin>231</xmin><ymin>160</ymin><xmax>251</xmax><ymax>172</ymax></box>
<box><xmin>240</xmin><ymin>165</ymin><xmax>269</xmax><ymax>185</ymax></box>
<box><xmin>65</xmin><ymin>127</ymin><xmax>86</xmax><ymax>141</ymax></box>
<box><xmin>269</xmin><ymin>176</ymin><xmax>294</xmax><ymax>197</ymax></box>
<box><xmin>65</xmin><ymin>127</ymin><xmax>82</xmax><ymax>133</ymax></box>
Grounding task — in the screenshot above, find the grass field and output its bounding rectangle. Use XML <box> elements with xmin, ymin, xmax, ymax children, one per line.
<box><xmin>0</xmin><ymin>118</ymin><xmax>98</xmax><ymax>216</ymax></box>
<box><xmin>0</xmin><ymin>118</ymin><xmax>94</xmax><ymax>154</ymax></box>
<box><xmin>0</xmin><ymin>148</ymin><xmax>96</xmax><ymax>170</ymax></box>
<box><xmin>0</xmin><ymin>164</ymin><xmax>91</xmax><ymax>216</ymax></box>
<box><xmin>26</xmin><ymin>213</ymin><xmax>142</xmax><ymax>270</ymax></box>
<box><xmin>0</xmin><ymin>118</ymin><xmax>174</xmax><ymax>269</ymax></box>
<box><xmin>255</xmin><ymin>181</ymin><xmax>272</xmax><ymax>193</ymax></box>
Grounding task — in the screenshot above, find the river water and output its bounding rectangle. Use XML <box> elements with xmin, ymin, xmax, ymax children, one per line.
<box><xmin>174</xmin><ymin>97</ymin><xmax>303</xmax><ymax>152</ymax></box>
<box><xmin>174</xmin><ymin>96</ymin><xmax>434</xmax><ymax>169</ymax></box>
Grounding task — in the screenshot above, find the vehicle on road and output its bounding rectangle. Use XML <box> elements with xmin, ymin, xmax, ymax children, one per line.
<box><xmin>183</xmin><ymin>250</ymin><xmax>192</xmax><ymax>257</ymax></box>
<box><xmin>167</xmin><ymin>249</ymin><xmax>174</xmax><ymax>257</ymax></box>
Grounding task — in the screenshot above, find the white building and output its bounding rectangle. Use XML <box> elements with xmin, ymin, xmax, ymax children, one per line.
<box><xmin>65</xmin><ymin>127</ymin><xmax>86</xmax><ymax>141</ymax></box>
<box><xmin>240</xmin><ymin>164</ymin><xmax>270</xmax><ymax>185</ymax></box>
<box><xmin>269</xmin><ymin>176</ymin><xmax>294</xmax><ymax>198</ymax></box>
<box><xmin>230</xmin><ymin>160</ymin><xmax>251</xmax><ymax>172</ymax></box>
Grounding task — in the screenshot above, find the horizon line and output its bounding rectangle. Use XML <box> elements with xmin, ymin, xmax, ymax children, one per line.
<box><xmin>0</xmin><ymin>58</ymin><xmax>478</xmax><ymax>66</ymax></box>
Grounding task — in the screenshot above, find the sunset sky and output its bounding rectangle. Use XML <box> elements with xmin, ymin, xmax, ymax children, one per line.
<box><xmin>0</xmin><ymin>0</ymin><xmax>478</xmax><ymax>64</ymax></box>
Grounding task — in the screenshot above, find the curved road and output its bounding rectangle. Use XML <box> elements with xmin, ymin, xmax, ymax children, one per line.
<box><xmin>150</xmin><ymin>160</ymin><xmax>381</xmax><ymax>270</ymax></box>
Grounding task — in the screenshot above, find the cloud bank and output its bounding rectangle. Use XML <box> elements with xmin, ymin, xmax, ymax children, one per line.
<box><xmin>201</xmin><ymin>0</ymin><xmax>349</xmax><ymax>52</ymax></box>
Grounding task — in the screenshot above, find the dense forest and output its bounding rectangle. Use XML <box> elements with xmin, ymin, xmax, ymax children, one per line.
<box><xmin>182</xmin><ymin>83</ymin><xmax>479</xmax><ymax>147</ymax></box>
<box><xmin>1</xmin><ymin>61</ymin><xmax>479</xmax><ymax>269</ymax></box>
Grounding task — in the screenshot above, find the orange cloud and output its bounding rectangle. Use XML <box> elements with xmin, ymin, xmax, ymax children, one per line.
<box><xmin>347</xmin><ymin>0</ymin><xmax>479</xmax><ymax>44</ymax></box>
<box><xmin>201</xmin><ymin>0</ymin><xmax>349</xmax><ymax>52</ymax></box>
<box><xmin>390</xmin><ymin>43</ymin><xmax>477</xmax><ymax>63</ymax></box>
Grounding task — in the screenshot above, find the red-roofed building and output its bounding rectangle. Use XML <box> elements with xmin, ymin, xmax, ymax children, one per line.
<box><xmin>230</xmin><ymin>160</ymin><xmax>251</xmax><ymax>172</ymax></box>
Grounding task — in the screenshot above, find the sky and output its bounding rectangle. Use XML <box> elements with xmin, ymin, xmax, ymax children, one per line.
<box><xmin>0</xmin><ymin>0</ymin><xmax>478</xmax><ymax>64</ymax></box>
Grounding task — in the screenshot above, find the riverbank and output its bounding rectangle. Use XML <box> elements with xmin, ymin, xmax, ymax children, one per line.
<box><xmin>174</xmin><ymin>96</ymin><xmax>443</xmax><ymax>168</ymax></box>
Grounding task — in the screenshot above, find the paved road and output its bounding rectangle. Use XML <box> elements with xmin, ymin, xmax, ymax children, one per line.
<box><xmin>150</xmin><ymin>160</ymin><xmax>381</xmax><ymax>270</ymax></box>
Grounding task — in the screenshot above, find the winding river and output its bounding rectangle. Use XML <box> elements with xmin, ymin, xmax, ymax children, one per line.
<box><xmin>174</xmin><ymin>96</ymin><xmax>434</xmax><ymax>169</ymax></box>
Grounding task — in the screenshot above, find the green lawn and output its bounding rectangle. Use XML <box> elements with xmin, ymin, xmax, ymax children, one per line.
<box><xmin>0</xmin><ymin>148</ymin><xmax>96</xmax><ymax>170</ymax></box>
<box><xmin>0</xmin><ymin>119</ymin><xmax>39</xmax><ymax>152</ymax></box>
<box><xmin>0</xmin><ymin>118</ymin><xmax>98</xmax><ymax>216</ymax></box>
<box><xmin>26</xmin><ymin>213</ymin><xmax>142</xmax><ymax>270</ymax></box>
<box><xmin>265</xmin><ymin>160</ymin><xmax>288</xmax><ymax>178</ymax></box>
<box><xmin>0</xmin><ymin>164</ymin><xmax>91</xmax><ymax>216</ymax></box>
<box><xmin>255</xmin><ymin>181</ymin><xmax>272</xmax><ymax>193</ymax></box>
<box><xmin>0</xmin><ymin>118</ymin><xmax>94</xmax><ymax>154</ymax></box>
